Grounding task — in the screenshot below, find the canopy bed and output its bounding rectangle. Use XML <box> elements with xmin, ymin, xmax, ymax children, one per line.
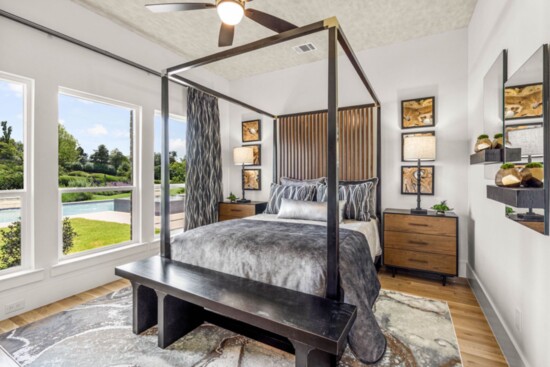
<box><xmin>116</xmin><ymin>17</ymin><xmax>384</xmax><ymax>367</ymax></box>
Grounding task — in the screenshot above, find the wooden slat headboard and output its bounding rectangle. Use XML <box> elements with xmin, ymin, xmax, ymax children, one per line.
<box><xmin>276</xmin><ymin>105</ymin><xmax>378</xmax><ymax>181</ymax></box>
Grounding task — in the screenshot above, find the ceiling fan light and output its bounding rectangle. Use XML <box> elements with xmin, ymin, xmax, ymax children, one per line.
<box><xmin>217</xmin><ymin>0</ymin><xmax>244</xmax><ymax>25</ymax></box>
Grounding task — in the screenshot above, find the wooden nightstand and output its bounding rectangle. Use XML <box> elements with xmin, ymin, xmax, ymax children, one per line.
<box><xmin>383</xmin><ymin>209</ymin><xmax>458</xmax><ymax>285</ymax></box>
<box><xmin>218</xmin><ymin>201</ymin><xmax>267</xmax><ymax>221</ymax></box>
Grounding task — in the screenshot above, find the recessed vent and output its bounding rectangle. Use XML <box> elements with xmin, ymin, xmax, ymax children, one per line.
<box><xmin>293</xmin><ymin>43</ymin><xmax>317</xmax><ymax>54</ymax></box>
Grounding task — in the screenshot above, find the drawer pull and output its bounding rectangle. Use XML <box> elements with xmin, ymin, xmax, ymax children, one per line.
<box><xmin>409</xmin><ymin>259</ymin><xmax>428</xmax><ymax>264</ymax></box>
<box><xmin>409</xmin><ymin>240</ymin><xmax>428</xmax><ymax>245</ymax></box>
<box><xmin>409</xmin><ymin>223</ymin><xmax>428</xmax><ymax>227</ymax></box>
<box><xmin>230</xmin><ymin>209</ymin><xmax>243</xmax><ymax>212</ymax></box>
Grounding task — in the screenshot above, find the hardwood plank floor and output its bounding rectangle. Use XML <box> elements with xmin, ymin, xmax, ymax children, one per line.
<box><xmin>0</xmin><ymin>273</ymin><xmax>507</xmax><ymax>366</ymax></box>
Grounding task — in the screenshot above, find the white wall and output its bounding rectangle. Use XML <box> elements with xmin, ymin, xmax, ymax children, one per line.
<box><xmin>226</xmin><ymin>29</ymin><xmax>470</xmax><ymax>275</ymax></box>
<box><xmin>0</xmin><ymin>0</ymin><xmax>230</xmax><ymax>320</ymax></box>
<box><xmin>467</xmin><ymin>1</ymin><xmax>550</xmax><ymax>366</ymax></box>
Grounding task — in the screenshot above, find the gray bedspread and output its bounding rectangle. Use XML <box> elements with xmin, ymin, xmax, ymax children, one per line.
<box><xmin>171</xmin><ymin>219</ymin><xmax>386</xmax><ymax>363</ymax></box>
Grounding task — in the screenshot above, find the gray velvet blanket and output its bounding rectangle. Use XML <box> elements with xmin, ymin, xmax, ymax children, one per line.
<box><xmin>171</xmin><ymin>219</ymin><xmax>386</xmax><ymax>363</ymax></box>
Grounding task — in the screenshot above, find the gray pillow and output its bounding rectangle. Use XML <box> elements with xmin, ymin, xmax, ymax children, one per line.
<box><xmin>340</xmin><ymin>178</ymin><xmax>379</xmax><ymax>219</ymax></box>
<box><xmin>264</xmin><ymin>183</ymin><xmax>317</xmax><ymax>214</ymax></box>
<box><xmin>277</xmin><ymin>198</ymin><xmax>345</xmax><ymax>223</ymax></box>
<box><xmin>280</xmin><ymin>177</ymin><xmax>327</xmax><ymax>186</ymax></box>
<box><xmin>316</xmin><ymin>181</ymin><xmax>373</xmax><ymax>221</ymax></box>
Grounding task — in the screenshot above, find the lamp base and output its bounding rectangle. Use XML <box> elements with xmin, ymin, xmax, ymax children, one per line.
<box><xmin>236</xmin><ymin>199</ymin><xmax>251</xmax><ymax>203</ymax></box>
<box><xmin>411</xmin><ymin>208</ymin><xmax>428</xmax><ymax>215</ymax></box>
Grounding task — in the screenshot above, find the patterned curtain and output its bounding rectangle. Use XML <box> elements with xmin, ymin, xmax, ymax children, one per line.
<box><xmin>185</xmin><ymin>88</ymin><xmax>223</xmax><ymax>230</ymax></box>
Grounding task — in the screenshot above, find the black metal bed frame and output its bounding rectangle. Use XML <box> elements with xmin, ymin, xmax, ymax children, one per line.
<box><xmin>161</xmin><ymin>17</ymin><xmax>381</xmax><ymax>301</ymax></box>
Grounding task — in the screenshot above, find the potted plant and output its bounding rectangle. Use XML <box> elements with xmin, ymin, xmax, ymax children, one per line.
<box><xmin>227</xmin><ymin>192</ymin><xmax>238</xmax><ymax>203</ymax></box>
<box><xmin>474</xmin><ymin>134</ymin><xmax>492</xmax><ymax>152</ymax></box>
<box><xmin>520</xmin><ymin>162</ymin><xmax>544</xmax><ymax>188</ymax></box>
<box><xmin>492</xmin><ymin>133</ymin><xmax>504</xmax><ymax>149</ymax></box>
<box><xmin>431</xmin><ymin>200</ymin><xmax>453</xmax><ymax>215</ymax></box>
<box><xmin>495</xmin><ymin>163</ymin><xmax>522</xmax><ymax>187</ymax></box>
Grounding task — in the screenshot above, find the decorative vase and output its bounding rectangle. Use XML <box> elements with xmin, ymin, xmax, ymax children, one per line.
<box><xmin>521</xmin><ymin>167</ymin><xmax>544</xmax><ymax>188</ymax></box>
<box><xmin>492</xmin><ymin>136</ymin><xmax>504</xmax><ymax>149</ymax></box>
<box><xmin>475</xmin><ymin>137</ymin><xmax>492</xmax><ymax>152</ymax></box>
<box><xmin>435</xmin><ymin>210</ymin><xmax>446</xmax><ymax>216</ymax></box>
<box><xmin>495</xmin><ymin>167</ymin><xmax>522</xmax><ymax>188</ymax></box>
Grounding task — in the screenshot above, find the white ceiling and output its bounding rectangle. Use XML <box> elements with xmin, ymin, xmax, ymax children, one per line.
<box><xmin>72</xmin><ymin>0</ymin><xmax>477</xmax><ymax>80</ymax></box>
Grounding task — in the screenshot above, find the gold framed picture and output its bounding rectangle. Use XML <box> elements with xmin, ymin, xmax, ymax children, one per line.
<box><xmin>242</xmin><ymin>119</ymin><xmax>261</xmax><ymax>142</ymax></box>
<box><xmin>401</xmin><ymin>166</ymin><xmax>435</xmax><ymax>195</ymax></box>
<box><xmin>504</xmin><ymin>83</ymin><xmax>543</xmax><ymax>120</ymax></box>
<box><xmin>243</xmin><ymin>144</ymin><xmax>261</xmax><ymax>166</ymax></box>
<box><xmin>243</xmin><ymin>169</ymin><xmax>261</xmax><ymax>190</ymax></box>
<box><xmin>401</xmin><ymin>97</ymin><xmax>435</xmax><ymax>129</ymax></box>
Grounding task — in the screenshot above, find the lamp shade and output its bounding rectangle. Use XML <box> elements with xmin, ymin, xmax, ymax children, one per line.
<box><xmin>217</xmin><ymin>0</ymin><xmax>244</xmax><ymax>25</ymax></box>
<box><xmin>233</xmin><ymin>146</ymin><xmax>254</xmax><ymax>165</ymax></box>
<box><xmin>403</xmin><ymin>135</ymin><xmax>436</xmax><ymax>161</ymax></box>
<box><xmin>508</xmin><ymin>126</ymin><xmax>544</xmax><ymax>157</ymax></box>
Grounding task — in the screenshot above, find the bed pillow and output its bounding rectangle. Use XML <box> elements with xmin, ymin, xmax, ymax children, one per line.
<box><xmin>280</xmin><ymin>177</ymin><xmax>327</xmax><ymax>186</ymax></box>
<box><xmin>277</xmin><ymin>198</ymin><xmax>345</xmax><ymax>223</ymax></box>
<box><xmin>264</xmin><ymin>183</ymin><xmax>317</xmax><ymax>214</ymax></box>
<box><xmin>340</xmin><ymin>178</ymin><xmax>379</xmax><ymax>219</ymax></box>
<box><xmin>316</xmin><ymin>181</ymin><xmax>373</xmax><ymax>221</ymax></box>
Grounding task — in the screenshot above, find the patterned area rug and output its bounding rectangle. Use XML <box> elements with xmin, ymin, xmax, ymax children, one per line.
<box><xmin>0</xmin><ymin>288</ymin><xmax>462</xmax><ymax>367</ymax></box>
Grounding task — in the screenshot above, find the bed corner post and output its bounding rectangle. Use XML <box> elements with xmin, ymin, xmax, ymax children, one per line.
<box><xmin>160</xmin><ymin>73</ymin><xmax>171</xmax><ymax>259</ymax></box>
<box><xmin>326</xmin><ymin>24</ymin><xmax>340</xmax><ymax>301</ymax></box>
<box><xmin>273</xmin><ymin>118</ymin><xmax>278</xmax><ymax>184</ymax></box>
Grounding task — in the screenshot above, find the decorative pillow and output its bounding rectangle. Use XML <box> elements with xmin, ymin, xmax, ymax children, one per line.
<box><xmin>316</xmin><ymin>181</ymin><xmax>373</xmax><ymax>221</ymax></box>
<box><xmin>277</xmin><ymin>198</ymin><xmax>345</xmax><ymax>223</ymax></box>
<box><xmin>280</xmin><ymin>177</ymin><xmax>327</xmax><ymax>186</ymax></box>
<box><xmin>340</xmin><ymin>178</ymin><xmax>379</xmax><ymax>219</ymax></box>
<box><xmin>264</xmin><ymin>184</ymin><xmax>317</xmax><ymax>214</ymax></box>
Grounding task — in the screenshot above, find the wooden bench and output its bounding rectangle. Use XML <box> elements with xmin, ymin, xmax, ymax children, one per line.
<box><xmin>115</xmin><ymin>256</ymin><xmax>357</xmax><ymax>367</ymax></box>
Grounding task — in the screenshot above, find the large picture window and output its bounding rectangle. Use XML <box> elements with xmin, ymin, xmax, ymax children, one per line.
<box><xmin>58</xmin><ymin>88</ymin><xmax>139</xmax><ymax>257</ymax></box>
<box><xmin>0</xmin><ymin>72</ymin><xmax>32</xmax><ymax>273</ymax></box>
<box><xmin>154</xmin><ymin>113</ymin><xmax>186</xmax><ymax>236</ymax></box>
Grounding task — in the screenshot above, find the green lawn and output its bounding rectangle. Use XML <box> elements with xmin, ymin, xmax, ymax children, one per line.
<box><xmin>90</xmin><ymin>192</ymin><xmax>131</xmax><ymax>201</ymax></box>
<box><xmin>67</xmin><ymin>218</ymin><xmax>131</xmax><ymax>254</ymax></box>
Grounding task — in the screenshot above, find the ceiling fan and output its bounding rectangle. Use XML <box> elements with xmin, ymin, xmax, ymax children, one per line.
<box><xmin>146</xmin><ymin>0</ymin><xmax>297</xmax><ymax>47</ymax></box>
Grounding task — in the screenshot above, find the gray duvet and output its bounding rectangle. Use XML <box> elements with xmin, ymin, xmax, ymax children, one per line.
<box><xmin>171</xmin><ymin>219</ymin><xmax>386</xmax><ymax>363</ymax></box>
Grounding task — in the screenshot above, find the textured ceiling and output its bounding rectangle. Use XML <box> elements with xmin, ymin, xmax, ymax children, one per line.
<box><xmin>72</xmin><ymin>0</ymin><xmax>477</xmax><ymax>80</ymax></box>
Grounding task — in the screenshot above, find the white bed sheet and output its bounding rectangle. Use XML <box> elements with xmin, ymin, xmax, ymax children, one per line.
<box><xmin>245</xmin><ymin>214</ymin><xmax>382</xmax><ymax>261</ymax></box>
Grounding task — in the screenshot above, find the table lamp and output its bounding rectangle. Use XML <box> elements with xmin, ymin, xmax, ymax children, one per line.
<box><xmin>233</xmin><ymin>146</ymin><xmax>254</xmax><ymax>203</ymax></box>
<box><xmin>403</xmin><ymin>135</ymin><xmax>436</xmax><ymax>214</ymax></box>
<box><xmin>508</xmin><ymin>126</ymin><xmax>543</xmax><ymax>163</ymax></box>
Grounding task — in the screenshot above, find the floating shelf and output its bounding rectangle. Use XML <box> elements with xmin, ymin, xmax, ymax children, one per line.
<box><xmin>470</xmin><ymin>148</ymin><xmax>522</xmax><ymax>165</ymax></box>
<box><xmin>486</xmin><ymin>185</ymin><xmax>545</xmax><ymax>209</ymax></box>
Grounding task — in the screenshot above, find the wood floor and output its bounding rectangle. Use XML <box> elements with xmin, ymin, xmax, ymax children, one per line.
<box><xmin>0</xmin><ymin>272</ymin><xmax>508</xmax><ymax>367</ymax></box>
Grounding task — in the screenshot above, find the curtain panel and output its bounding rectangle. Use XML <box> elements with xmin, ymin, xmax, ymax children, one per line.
<box><xmin>185</xmin><ymin>88</ymin><xmax>223</xmax><ymax>230</ymax></box>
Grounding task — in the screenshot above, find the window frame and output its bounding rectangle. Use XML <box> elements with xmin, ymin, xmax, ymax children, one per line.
<box><xmin>0</xmin><ymin>71</ymin><xmax>34</xmax><ymax>276</ymax></box>
<box><xmin>57</xmin><ymin>87</ymin><xmax>141</xmax><ymax>260</ymax></box>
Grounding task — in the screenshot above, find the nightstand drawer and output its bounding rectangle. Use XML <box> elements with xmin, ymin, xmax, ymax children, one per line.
<box><xmin>219</xmin><ymin>204</ymin><xmax>256</xmax><ymax>218</ymax></box>
<box><xmin>384</xmin><ymin>231</ymin><xmax>456</xmax><ymax>255</ymax></box>
<box><xmin>384</xmin><ymin>214</ymin><xmax>456</xmax><ymax>236</ymax></box>
<box><xmin>385</xmin><ymin>248</ymin><xmax>456</xmax><ymax>275</ymax></box>
<box><xmin>219</xmin><ymin>215</ymin><xmax>241</xmax><ymax>222</ymax></box>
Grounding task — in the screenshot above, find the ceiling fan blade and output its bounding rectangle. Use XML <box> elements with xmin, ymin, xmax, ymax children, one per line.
<box><xmin>244</xmin><ymin>9</ymin><xmax>296</xmax><ymax>33</ymax></box>
<box><xmin>145</xmin><ymin>3</ymin><xmax>215</xmax><ymax>13</ymax></box>
<box><xmin>218</xmin><ymin>23</ymin><xmax>235</xmax><ymax>47</ymax></box>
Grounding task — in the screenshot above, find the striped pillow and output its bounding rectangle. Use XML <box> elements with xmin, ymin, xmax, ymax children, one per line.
<box><xmin>340</xmin><ymin>178</ymin><xmax>379</xmax><ymax>219</ymax></box>
<box><xmin>264</xmin><ymin>184</ymin><xmax>317</xmax><ymax>214</ymax></box>
<box><xmin>316</xmin><ymin>182</ymin><xmax>373</xmax><ymax>221</ymax></box>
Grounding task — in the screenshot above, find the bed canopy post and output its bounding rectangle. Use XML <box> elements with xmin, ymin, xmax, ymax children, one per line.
<box><xmin>160</xmin><ymin>74</ymin><xmax>171</xmax><ymax>258</ymax></box>
<box><xmin>326</xmin><ymin>24</ymin><xmax>340</xmax><ymax>301</ymax></box>
<box><xmin>272</xmin><ymin>118</ymin><xmax>278</xmax><ymax>183</ymax></box>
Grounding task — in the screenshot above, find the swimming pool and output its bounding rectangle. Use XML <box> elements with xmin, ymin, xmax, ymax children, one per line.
<box><xmin>0</xmin><ymin>200</ymin><xmax>116</xmax><ymax>224</ymax></box>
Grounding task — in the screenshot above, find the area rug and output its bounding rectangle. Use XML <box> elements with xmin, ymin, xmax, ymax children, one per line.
<box><xmin>0</xmin><ymin>288</ymin><xmax>462</xmax><ymax>367</ymax></box>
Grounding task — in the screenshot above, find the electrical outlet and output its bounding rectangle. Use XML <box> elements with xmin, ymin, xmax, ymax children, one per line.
<box><xmin>4</xmin><ymin>299</ymin><xmax>25</xmax><ymax>314</ymax></box>
<box><xmin>514</xmin><ymin>308</ymin><xmax>522</xmax><ymax>332</ymax></box>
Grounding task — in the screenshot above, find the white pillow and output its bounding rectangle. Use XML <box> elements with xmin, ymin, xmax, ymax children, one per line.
<box><xmin>277</xmin><ymin>198</ymin><xmax>346</xmax><ymax>223</ymax></box>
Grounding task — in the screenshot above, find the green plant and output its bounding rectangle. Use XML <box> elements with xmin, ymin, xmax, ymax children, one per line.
<box><xmin>494</xmin><ymin>133</ymin><xmax>503</xmax><ymax>139</ymax></box>
<box><xmin>227</xmin><ymin>192</ymin><xmax>237</xmax><ymax>202</ymax></box>
<box><xmin>525</xmin><ymin>162</ymin><xmax>543</xmax><ymax>168</ymax></box>
<box><xmin>62</xmin><ymin>192</ymin><xmax>94</xmax><ymax>202</ymax></box>
<box><xmin>505</xmin><ymin>206</ymin><xmax>515</xmax><ymax>215</ymax></box>
<box><xmin>0</xmin><ymin>221</ymin><xmax>21</xmax><ymax>270</ymax></box>
<box><xmin>477</xmin><ymin>134</ymin><xmax>489</xmax><ymax>139</ymax></box>
<box><xmin>431</xmin><ymin>200</ymin><xmax>453</xmax><ymax>212</ymax></box>
<box><xmin>62</xmin><ymin>217</ymin><xmax>77</xmax><ymax>255</ymax></box>
<box><xmin>500</xmin><ymin>163</ymin><xmax>516</xmax><ymax>169</ymax></box>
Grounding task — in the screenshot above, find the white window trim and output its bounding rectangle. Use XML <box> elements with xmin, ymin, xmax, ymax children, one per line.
<box><xmin>57</xmin><ymin>87</ymin><xmax>141</xmax><ymax>260</ymax></box>
<box><xmin>0</xmin><ymin>71</ymin><xmax>34</xmax><ymax>276</ymax></box>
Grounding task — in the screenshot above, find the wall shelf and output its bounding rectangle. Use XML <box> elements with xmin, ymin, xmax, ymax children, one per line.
<box><xmin>486</xmin><ymin>185</ymin><xmax>545</xmax><ymax>209</ymax></box>
<box><xmin>470</xmin><ymin>148</ymin><xmax>521</xmax><ymax>165</ymax></box>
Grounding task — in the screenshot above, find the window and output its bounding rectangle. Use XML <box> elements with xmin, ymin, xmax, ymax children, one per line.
<box><xmin>154</xmin><ymin>113</ymin><xmax>186</xmax><ymax>236</ymax></box>
<box><xmin>58</xmin><ymin>88</ymin><xmax>139</xmax><ymax>257</ymax></box>
<box><xmin>0</xmin><ymin>72</ymin><xmax>32</xmax><ymax>273</ymax></box>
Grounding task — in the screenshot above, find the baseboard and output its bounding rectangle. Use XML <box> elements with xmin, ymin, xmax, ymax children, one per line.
<box><xmin>466</xmin><ymin>263</ymin><xmax>528</xmax><ymax>367</ymax></box>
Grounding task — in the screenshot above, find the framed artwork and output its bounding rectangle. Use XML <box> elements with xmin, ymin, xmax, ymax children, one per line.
<box><xmin>401</xmin><ymin>165</ymin><xmax>435</xmax><ymax>195</ymax></box>
<box><xmin>504</xmin><ymin>83</ymin><xmax>543</xmax><ymax>120</ymax></box>
<box><xmin>242</xmin><ymin>119</ymin><xmax>261</xmax><ymax>142</ymax></box>
<box><xmin>401</xmin><ymin>97</ymin><xmax>435</xmax><ymax>129</ymax></box>
<box><xmin>243</xmin><ymin>144</ymin><xmax>261</xmax><ymax>166</ymax></box>
<box><xmin>243</xmin><ymin>169</ymin><xmax>261</xmax><ymax>190</ymax></box>
<box><xmin>401</xmin><ymin>131</ymin><xmax>436</xmax><ymax>162</ymax></box>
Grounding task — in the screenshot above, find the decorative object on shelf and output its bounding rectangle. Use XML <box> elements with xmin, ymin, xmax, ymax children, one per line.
<box><xmin>520</xmin><ymin>162</ymin><xmax>544</xmax><ymax>188</ymax></box>
<box><xmin>243</xmin><ymin>144</ymin><xmax>261</xmax><ymax>165</ymax></box>
<box><xmin>506</xmin><ymin>124</ymin><xmax>543</xmax><ymax>162</ymax></box>
<box><xmin>495</xmin><ymin>163</ymin><xmax>522</xmax><ymax>187</ymax></box>
<box><xmin>402</xmin><ymin>137</ymin><xmax>436</xmax><ymax>215</ymax></box>
<box><xmin>431</xmin><ymin>200</ymin><xmax>453</xmax><ymax>215</ymax></box>
<box><xmin>401</xmin><ymin>97</ymin><xmax>435</xmax><ymax>129</ymax></box>
<box><xmin>243</xmin><ymin>169</ymin><xmax>261</xmax><ymax>190</ymax></box>
<box><xmin>401</xmin><ymin>131</ymin><xmax>435</xmax><ymax>162</ymax></box>
<box><xmin>474</xmin><ymin>134</ymin><xmax>492</xmax><ymax>152</ymax></box>
<box><xmin>492</xmin><ymin>133</ymin><xmax>504</xmax><ymax>149</ymax></box>
<box><xmin>226</xmin><ymin>192</ymin><xmax>238</xmax><ymax>203</ymax></box>
<box><xmin>242</xmin><ymin>119</ymin><xmax>261</xmax><ymax>142</ymax></box>
<box><xmin>233</xmin><ymin>146</ymin><xmax>254</xmax><ymax>203</ymax></box>
<box><xmin>504</xmin><ymin>83</ymin><xmax>543</xmax><ymax>120</ymax></box>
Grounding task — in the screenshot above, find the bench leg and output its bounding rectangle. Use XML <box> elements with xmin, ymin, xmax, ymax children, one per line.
<box><xmin>132</xmin><ymin>282</ymin><xmax>158</xmax><ymax>334</ymax></box>
<box><xmin>290</xmin><ymin>340</ymin><xmax>336</xmax><ymax>367</ymax></box>
<box><xmin>156</xmin><ymin>290</ymin><xmax>204</xmax><ymax>348</ymax></box>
